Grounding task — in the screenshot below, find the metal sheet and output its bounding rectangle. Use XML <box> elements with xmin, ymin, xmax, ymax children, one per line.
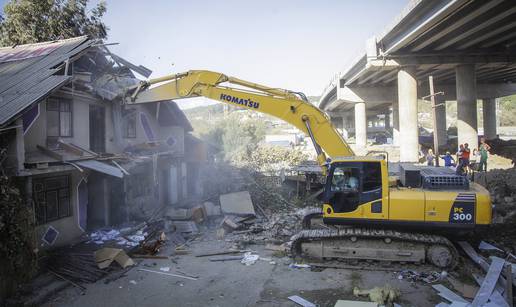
<box><xmin>472</xmin><ymin>257</ymin><xmax>505</xmax><ymax>306</ymax></box>
<box><xmin>473</xmin><ymin>267</ymin><xmax>509</xmax><ymax>307</ymax></box>
<box><xmin>0</xmin><ymin>36</ymin><xmax>92</xmax><ymax>126</ymax></box>
<box><xmin>76</xmin><ymin>160</ymin><xmax>124</xmax><ymax>178</ymax></box>
<box><xmin>432</xmin><ymin>284</ymin><xmax>469</xmax><ymax>303</ymax></box>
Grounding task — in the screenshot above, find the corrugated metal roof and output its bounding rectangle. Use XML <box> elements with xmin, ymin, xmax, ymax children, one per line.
<box><xmin>75</xmin><ymin>160</ymin><xmax>124</xmax><ymax>178</ymax></box>
<box><xmin>0</xmin><ymin>36</ymin><xmax>94</xmax><ymax>127</ymax></box>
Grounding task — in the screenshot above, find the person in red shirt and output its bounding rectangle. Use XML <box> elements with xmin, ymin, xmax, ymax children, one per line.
<box><xmin>462</xmin><ymin>143</ymin><xmax>471</xmax><ymax>174</ymax></box>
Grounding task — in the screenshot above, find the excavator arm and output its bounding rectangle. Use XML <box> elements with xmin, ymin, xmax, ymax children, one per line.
<box><xmin>125</xmin><ymin>70</ymin><xmax>354</xmax><ymax>173</ymax></box>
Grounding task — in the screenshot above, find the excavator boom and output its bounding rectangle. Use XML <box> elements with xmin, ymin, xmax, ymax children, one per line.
<box><xmin>124</xmin><ymin>69</ymin><xmax>491</xmax><ymax>269</ymax></box>
<box><xmin>125</xmin><ymin>70</ymin><xmax>354</xmax><ymax>172</ymax></box>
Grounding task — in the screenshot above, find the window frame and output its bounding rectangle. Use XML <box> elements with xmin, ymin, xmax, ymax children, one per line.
<box><xmin>33</xmin><ymin>175</ymin><xmax>72</xmax><ymax>225</ymax></box>
<box><xmin>123</xmin><ymin>110</ymin><xmax>137</xmax><ymax>139</ymax></box>
<box><xmin>46</xmin><ymin>97</ymin><xmax>73</xmax><ymax>137</ymax></box>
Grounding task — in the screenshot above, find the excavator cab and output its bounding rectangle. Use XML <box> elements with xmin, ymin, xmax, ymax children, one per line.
<box><xmin>324</xmin><ymin>159</ymin><xmax>385</xmax><ymax>218</ymax></box>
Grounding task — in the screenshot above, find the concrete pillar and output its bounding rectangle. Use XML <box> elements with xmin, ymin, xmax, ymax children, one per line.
<box><xmin>482</xmin><ymin>98</ymin><xmax>497</xmax><ymax>140</ymax></box>
<box><xmin>392</xmin><ymin>100</ymin><xmax>400</xmax><ymax>146</ymax></box>
<box><xmin>354</xmin><ymin>102</ymin><xmax>367</xmax><ymax>151</ymax></box>
<box><xmin>341</xmin><ymin>116</ymin><xmax>349</xmax><ymax>139</ymax></box>
<box><xmin>384</xmin><ymin>110</ymin><xmax>390</xmax><ymax>129</ymax></box>
<box><xmin>397</xmin><ymin>66</ymin><xmax>419</xmax><ymax>162</ymax></box>
<box><xmin>456</xmin><ymin>64</ymin><xmax>478</xmax><ymax>150</ymax></box>
<box><xmin>435</xmin><ymin>95</ymin><xmax>447</xmax><ymax>147</ymax></box>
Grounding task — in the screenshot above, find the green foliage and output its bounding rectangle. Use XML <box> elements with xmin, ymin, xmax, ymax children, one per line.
<box><xmin>233</xmin><ymin>144</ymin><xmax>308</xmax><ymax>173</ymax></box>
<box><xmin>0</xmin><ymin>0</ymin><xmax>108</xmax><ymax>46</ymax></box>
<box><xmin>193</xmin><ymin>111</ymin><xmax>307</xmax><ymax>172</ymax></box>
<box><xmin>0</xmin><ymin>175</ymin><xmax>36</xmax><ymax>298</ymax></box>
<box><xmin>195</xmin><ymin>112</ymin><xmax>265</xmax><ymax>159</ymax></box>
<box><xmin>221</xmin><ymin>113</ymin><xmax>265</xmax><ymax>155</ymax></box>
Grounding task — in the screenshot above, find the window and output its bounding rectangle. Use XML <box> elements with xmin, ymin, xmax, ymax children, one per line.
<box><xmin>47</xmin><ymin>98</ymin><xmax>72</xmax><ymax>137</ymax></box>
<box><xmin>327</xmin><ymin>162</ymin><xmax>383</xmax><ymax>213</ymax></box>
<box><xmin>331</xmin><ymin>166</ymin><xmax>360</xmax><ymax>192</ymax></box>
<box><xmin>33</xmin><ymin>175</ymin><xmax>71</xmax><ymax>225</ymax></box>
<box><xmin>363</xmin><ymin>162</ymin><xmax>382</xmax><ymax>192</ymax></box>
<box><xmin>123</xmin><ymin>110</ymin><xmax>136</xmax><ymax>138</ymax></box>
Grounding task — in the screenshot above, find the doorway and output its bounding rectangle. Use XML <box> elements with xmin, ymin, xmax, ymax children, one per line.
<box><xmin>89</xmin><ymin>105</ymin><xmax>105</xmax><ymax>153</ymax></box>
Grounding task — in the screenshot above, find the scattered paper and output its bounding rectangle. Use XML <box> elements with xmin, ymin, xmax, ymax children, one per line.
<box><xmin>289</xmin><ymin>263</ymin><xmax>311</xmax><ymax>269</ymax></box>
<box><xmin>160</xmin><ymin>267</ymin><xmax>171</xmax><ymax>272</ymax></box>
<box><xmin>241</xmin><ymin>252</ymin><xmax>259</xmax><ymax>265</ymax></box>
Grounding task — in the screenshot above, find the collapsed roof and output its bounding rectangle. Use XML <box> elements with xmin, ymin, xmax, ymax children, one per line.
<box><xmin>0</xmin><ymin>36</ymin><xmax>93</xmax><ymax>127</ymax></box>
<box><xmin>0</xmin><ymin>36</ymin><xmax>189</xmax><ymax>130</ymax></box>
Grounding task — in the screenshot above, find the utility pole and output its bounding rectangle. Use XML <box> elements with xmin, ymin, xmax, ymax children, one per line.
<box><xmin>422</xmin><ymin>76</ymin><xmax>444</xmax><ymax>166</ymax></box>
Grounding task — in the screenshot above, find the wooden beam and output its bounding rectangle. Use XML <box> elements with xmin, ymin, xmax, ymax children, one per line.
<box><xmin>58</xmin><ymin>140</ymin><xmax>83</xmax><ymax>156</ymax></box>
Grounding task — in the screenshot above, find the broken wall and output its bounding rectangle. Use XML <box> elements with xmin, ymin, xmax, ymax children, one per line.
<box><xmin>32</xmin><ymin>170</ymin><xmax>87</xmax><ymax>249</ymax></box>
<box><xmin>23</xmin><ymin>92</ymin><xmax>115</xmax><ymax>154</ymax></box>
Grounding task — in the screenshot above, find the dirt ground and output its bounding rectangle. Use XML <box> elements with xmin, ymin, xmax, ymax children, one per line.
<box><xmin>39</xmin><ymin>226</ymin><xmax>452</xmax><ymax>307</ymax></box>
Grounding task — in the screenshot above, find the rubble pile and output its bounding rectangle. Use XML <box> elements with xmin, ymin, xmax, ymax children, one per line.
<box><xmin>480</xmin><ymin>168</ymin><xmax>516</xmax><ymax>219</ymax></box>
<box><xmin>44</xmin><ymin>251</ymin><xmax>109</xmax><ymax>284</ymax></box>
<box><xmin>474</xmin><ymin>168</ymin><xmax>516</xmax><ymax>251</ymax></box>
<box><xmin>488</xmin><ymin>138</ymin><xmax>516</xmax><ymax>164</ymax></box>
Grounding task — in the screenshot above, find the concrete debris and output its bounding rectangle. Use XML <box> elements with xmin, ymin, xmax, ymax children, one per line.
<box><xmin>288</xmin><ymin>295</ymin><xmax>317</xmax><ymax>307</ymax></box>
<box><xmin>396</xmin><ymin>269</ymin><xmax>443</xmax><ymax>283</ymax></box>
<box><xmin>190</xmin><ymin>205</ymin><xmax>207</xmax><ymax>223</ymax></box>
<box><xmin>165</xmin><ymin>205</ymin><xmax>207</xmax><ymax>223</ymax></box>
<box><xmin>222</xmin><ymin>216</ymin><xmax>241</xmax><ymax>232</ymax></box>
<box><xmin>353</xmin><ymin>285</ymin><xmax>400</xmax><ymax>305</ymax></box>
<box><xmin>220</xmin><ymin>191</ymin><xmax>256</xmax><ymax>216</ymax></box>
<box><xmin>203</xmin><ymin>201</ymin><xmax>222</xmax><ymax>216</ymax></box>
<box><xmin>224</xmin><ymin>209</ymin><xmax>303</xmax><ymax>244</ymax></box>
<box><xmin>171</xmin><ymin>221</ymin><xmax>199</xmax><ymax>234</ymax></box>
<box><xmin>165</xmin><ymin>208</ymin><xmax>191</xmax><ymax>220</ymax></box>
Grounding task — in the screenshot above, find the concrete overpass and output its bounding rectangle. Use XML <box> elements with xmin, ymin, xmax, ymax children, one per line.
<box><xmin>319</xmin><ymin>0</ymin><xmax>516</xmax><ymax>161</ymax></box>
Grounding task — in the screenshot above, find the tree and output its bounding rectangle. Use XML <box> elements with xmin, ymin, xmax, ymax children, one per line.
<box><xmin>0</xmin><ymin>0</ymin><xmax>107</xmax><ymax>46</ymax></box>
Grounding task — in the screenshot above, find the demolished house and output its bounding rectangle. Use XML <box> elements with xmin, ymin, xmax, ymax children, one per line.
<box><xmin>0</xmin><ymin>36</ymin><xmax>206</xmax><ymax>248</ymax></box>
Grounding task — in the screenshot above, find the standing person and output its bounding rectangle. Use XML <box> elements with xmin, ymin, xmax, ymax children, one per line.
<box><xmin>471</xmin><ymin>149</ymin><xmax>480</xmax><ymax>171</ymax></box>
<box><xmin>478</xmin><ymin>137</ymin><xmax>491</xmax><ymax>172</ymax></box>
<box><xmin>456</xmin><ymin>144</ymin><xmax>464</xmax><ymax>175</ymax></box>
<box><xmin>462</xmin><ymin>143</ymin><xmax>471</xmax><ymax>175</ymax></box>
<box><xmin>441</xmin><ymin>151</ymin><xmax>456</xmax><ymax>167</ymax></box>
<box><xmin>426</xmin><ymin>149</ymin><xmax>435</xmax><ymax>166</ymax></box>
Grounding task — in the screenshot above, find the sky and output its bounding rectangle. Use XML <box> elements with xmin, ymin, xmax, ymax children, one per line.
<box><xmin>1</xmin><ymin>0</ymin><xmax>408</xmax><ymax>107</ymax></box>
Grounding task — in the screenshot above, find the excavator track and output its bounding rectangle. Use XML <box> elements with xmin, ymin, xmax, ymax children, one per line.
<box><xmin>301</xmin><ymin>207</ymin><xmax>323</xmax><ymax>229</ymax></box>
<box><xmin>290</xmin><ymin>228</ymin><xmax>459</xmax><ymax>269</ymax></box>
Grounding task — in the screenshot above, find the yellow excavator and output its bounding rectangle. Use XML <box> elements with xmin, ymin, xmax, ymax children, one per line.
<box><xmin>125</xmin><ymin>70</ymin><xmax>492</xmax><ymax>268</ymax></box>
